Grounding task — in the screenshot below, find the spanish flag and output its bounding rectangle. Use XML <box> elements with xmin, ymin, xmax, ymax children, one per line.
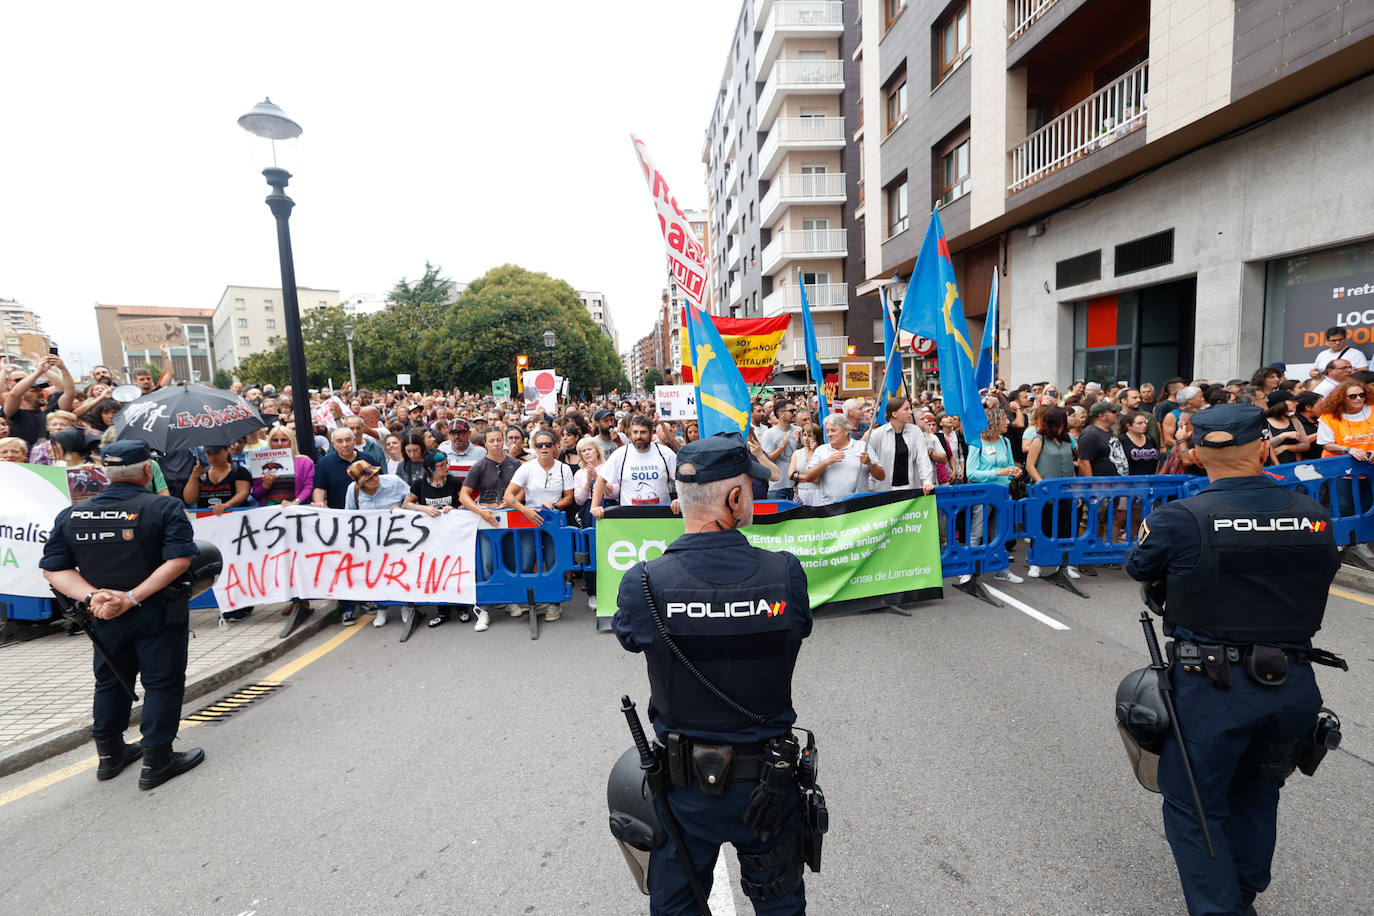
<box><xmin>680</xmin><ymin>312</ymin><xmax>791</xmax><ymax>384</ymax></box>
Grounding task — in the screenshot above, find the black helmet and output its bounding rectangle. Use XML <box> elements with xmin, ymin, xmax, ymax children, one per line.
<box><xmin>185</xmin><ymin>541</ymin><xmax>224</xmax><ymax>600</ymax></box>
<box><xmin>607</xmin><ymin>747</ymin><xmax>662</xmax><ymax>896</ymax></box>
<box><xmin>1115</xmin><ymin>667</ymin><xmax>1169</xmax><ymax>793</ymax></box>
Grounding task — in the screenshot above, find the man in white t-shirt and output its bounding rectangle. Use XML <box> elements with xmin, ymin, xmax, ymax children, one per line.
<box><xmin>590</xmin><ymin>415</ymin><xmax>678</xmax><ymax>517</ymax></box>
<box><xmin>1310</xmin><ymin>327</ymin><xmax>1370</xmax><ymax>378</ymax></box>
<box><xmin>1312</xmin><ymin>358</ymin><xmax>1355</xmax><ymax>399</ymax></box>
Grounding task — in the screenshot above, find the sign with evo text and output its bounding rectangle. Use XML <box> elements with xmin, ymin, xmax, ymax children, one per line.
<box><xmin>193</xmin><ymin>506</ymin><xmax>478</xmax><ymax>610</ymax></box>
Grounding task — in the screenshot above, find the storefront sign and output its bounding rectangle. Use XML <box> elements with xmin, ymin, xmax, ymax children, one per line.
<box><xmin>594</xmin><ymin>492</ymin><xmax>943</xmax><ymax>618</ymax></box>
<box><xmin>839</xmin><ymin>359</ymin><xmax>874</xmax><ymax>393</ymax></box>
<box><xmin>1280</xmin><ymin>269</ymin><xmax>1374</xmax><ymax>372</ymax></box>
<box><xmin>193</xmin><ymin>506</ymin><xmax>478</xmax><ymax>610</ymax></box>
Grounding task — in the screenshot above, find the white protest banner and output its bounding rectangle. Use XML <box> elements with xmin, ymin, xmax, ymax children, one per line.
<box><xmin>397</xmin><ymin>373</ymin><xmax>411</xmax><ymax>386</ymax></box>
<box><xmin>522</xmin><ymin>370</ymin><xmax>560</xmax><ymax>414</ymax></box>
<box><xmin>0</xmin><ymin>463</ymin><xmax>72</xmax><ymax>597</ymax></box>
<box><xmin>192</xmin><ymin>506</ymin><xmax>479</xmax><ymax>611</ymax></box>
<box><xmin>655</xmin><ymin>384</ymin><xmax>697</xmax><ymax>420</ymax></box>
<box><xmin>248</xmin><ymin>448</ymin><xmax>294</xmax><ymax>479</ymax></box>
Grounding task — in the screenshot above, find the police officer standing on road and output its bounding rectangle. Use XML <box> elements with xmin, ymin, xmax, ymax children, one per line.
<box><xmin>41</xmin><ymin>439</ymin><xmax>206</xmax><ymax>790</ymax></box>
<box><xmin>1124</xmin><ymin>404</ymin><xmax>1344</xmax><ymax>915</ymax></box>
<box><xmin>613</xmin><ymin>432</ymin><xmax>816</xmax><ymax>914</ymax></box>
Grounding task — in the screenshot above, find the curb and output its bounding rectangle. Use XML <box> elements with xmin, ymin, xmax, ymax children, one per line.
<box><xmin>1334</xmin><ymin>560</ymin><xmax>1374</xmax><ymax>593</ymax></box>
<box><xmin>0</xmin><ymin>606</ymin><xmax>334</xmax><ymax>781</ymax></box>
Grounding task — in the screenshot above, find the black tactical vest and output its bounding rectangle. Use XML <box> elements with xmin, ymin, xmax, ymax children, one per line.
<box><xmin>642</xmin><ymin>549</ymin><xmax>802</xmax><ymax>736</ymax></box>
<box><xmin>65</xmin><ymin>487</ymin><xmax>175</xmax><ymax>593</ymax></box>
<box><xmin>1165</xmin><ymin>487</ymin><xmax>1338</xmax><ymax>642</ymax></box>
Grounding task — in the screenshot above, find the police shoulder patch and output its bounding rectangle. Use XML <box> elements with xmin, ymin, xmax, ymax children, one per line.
<box><xmin>1137</xmin><ymin>519</ymin><xmax>1150</xmax><ymax>545</ymax></box>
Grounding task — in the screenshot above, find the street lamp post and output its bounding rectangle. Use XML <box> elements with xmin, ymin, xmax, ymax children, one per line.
<box><xmin>237</xmin><ymin>97</ymin><xmax>316</xmax><ymax>461</ymax></box>
<box><xmin>343</xmin><ymin>324</ymin><xmax>357</xmax><ymax>393</ymax></box>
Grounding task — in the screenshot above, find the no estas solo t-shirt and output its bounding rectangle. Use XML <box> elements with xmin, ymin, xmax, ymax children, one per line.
<box><xmin>597</xmin><ymin>443</ymin><xmax>676</xmax><ymax>506</ymax></box>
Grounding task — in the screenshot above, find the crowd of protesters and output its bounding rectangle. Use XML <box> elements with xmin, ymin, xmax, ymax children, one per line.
<box><xmin>6</xmin><ymin>322</ymin><xmax>1374</xmax><ymax>623</ymax></box>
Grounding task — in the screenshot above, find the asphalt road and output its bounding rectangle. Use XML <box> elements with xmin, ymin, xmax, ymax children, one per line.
<box><xmin>1</xmin><ymin>568</ymin><xmax>1370</xmax><ymax>915</ymax></box>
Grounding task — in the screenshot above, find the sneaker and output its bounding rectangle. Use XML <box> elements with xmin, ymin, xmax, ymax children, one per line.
<box><xmin>400</xmin><ymin>606</ymin><xmax>413</xmax><ymax>626</ymax></box>
<box><xmin>1066</xmin><ymin>566</ymin><xmax>1081</xmax><ymax>579</ymax></box>
<box><xmin>474</xmin><ymin>608</ymin><xmax>491</xmax><ymax>632</ymax></box>
<box><xmin>508</xmin><ymin>605</ymin><xmax>528</xmax><ymax>618</ymax></box>
<box><xmin>957</xmin><ymin>574</ymin><xmax>972</xmax><ymax>585</ymax></box>
<box><xmin>427</xmin><ymin>611</ymin><xmax>449</xmax><ymax>629</ymax></box>
<box><xmin>1027</xmin><ymin>565</ymin><xmax>1042</xmax><ymax>579</ymax></box>
<box><xmin>373</xmin><ymin>607</ymin><xmax>389</xmax><ymax>628</ymax></box>
<box><xmin>458</xmin><ymin>606</ymin><xmax>474</xmax><ymax>623</ymax></box>
<box><xmin>543</xmin><ymin>605</ymin><xmax>562</xmax><ymax>622</ymax></box>
<box><xmin>993</xmin><ymin>570</ymin><xmax>1025</xmax><ymax>584</ymax></box>
<box><xmin>588</xmin><ymin>595</ymin><xmax>598</xmax><ymax>611</ymax></box>
<box><xmin>340</xmin><ymin>608</ymin><xmax>357</xmax><ymax>626</ymax></box>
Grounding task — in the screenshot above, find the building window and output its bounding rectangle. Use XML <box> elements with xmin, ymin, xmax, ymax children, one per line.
<box><xmin>886</xmin><ymin>178</ymin><xmax>909</xmax><ymax>238</ymax></box>
<box><xmin>239</xmin><ymin>336</ymin><xmax>250</xmax><ymax>346</ymax></box>
<box><xmin>265</xmin><ymin>318</ymin><xmax>276</xmax><ymax>329</ymax></box>
<box><xmin>939</xmin><ymin>138</ymin><xmax>970</xmax><ymax>205</ymax></box>
<box><xmin>236</xmin><ymin>317</ymin><xmax>248</xmax><ymax>328</ymax></box>
<box><xmin>885</xmin><ymin>0</ymin><xmax>907</xmax><ymax>27</ymax></box>
<box><xmin>937</xmin><ymin>2</ymin><xmax>971</xmax><ymax>82</ymax></box>
<box><xmin>318</xmin><ymin>300</ymin><xmax>327</xmax><ymax>308</ymax></box>
<box><xmin>263</xmin><ymin>300</ymin><xmax>273</xmax><ymax>311</ymax></box>
<box><xmin>885</xmin><ymin>73</ymin><xmax>907</xmax><ymax>133</ymax></box>
<box><xmin>234</xmin><ymin>298</ymin><xmax>245</xmax><ymax>310</ymax></box>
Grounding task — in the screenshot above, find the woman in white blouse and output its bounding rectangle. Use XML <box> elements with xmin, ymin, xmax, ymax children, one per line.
<box><xmin>504</xmin><ymin>429</ymin><xmax>575</xmax><ymax>621</ymax></box>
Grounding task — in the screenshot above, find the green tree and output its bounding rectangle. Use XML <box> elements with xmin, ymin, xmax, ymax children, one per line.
<box><xmin>642</xmin><ymin>367</ymin><xmax>666</xmax><ymax>392</ymax></box>
<box><xmin>212</xmin><ymin>368</ymin><xmax>233</xmax><ymax>390</ymax></box>
<box><xmin>419</xmin><ymin>264</ymin><xmax>623</xmax><ymax>395</ymax></box>
<box><xmin>388</xmin><ymin>261</ymin><xmax>456</xmax><ymax>310</ymax></box>
<box><xmin>236</xmin><ymin>306</ymin><xmax>351</xmax><ymax>391</ymax></box>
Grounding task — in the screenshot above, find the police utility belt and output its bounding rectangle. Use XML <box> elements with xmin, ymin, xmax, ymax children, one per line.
<box><xmin>1170</xmin><ymin>639</ymin><xmax>1348</xmax><ymax>689</ymax></box>
<box><xmin>659</xmin><ymin>735</ymin><xmax>767</xmax><ymax>792</ymax></box>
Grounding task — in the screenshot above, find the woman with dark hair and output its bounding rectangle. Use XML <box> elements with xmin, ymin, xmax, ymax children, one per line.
<box><xmin>395</xmin><ymin>429</ymin><xmax>429</xmax><ymax>486</ymax></box>
<box><xmin>85</xmin><ymin>397</ymin><xmax>123</xmax><ymax>432</ymax></box>
<box><xmin>1250</xmin><ymin>366</ymin><xmax>1282</xmax><ymax>394</ymax></box>
<box><xmin>1262</xmin><ymin>390</ymin><xmax>1306</xmax><ymax>464</ymax></box>
<box><xmin>504</xmin><ymin>425</ymin><xmax>529</xmax><ymax>463</ymax></box>
<box><xmin>1025</xmin><ymin>405</ymin><xmax>1080</xmax><ymax>580</ymax></box>
<box><xmin>557</xmin><ymin>424</ymin><xmax>582</xmax><ymax>468</ymax></box>
<box><xmin>865</xmin><ymin>396</ymin><xmax>936</xmax><ymax>494</ymax></box>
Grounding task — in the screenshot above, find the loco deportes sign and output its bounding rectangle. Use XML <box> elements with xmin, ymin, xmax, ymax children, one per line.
<box><xmin>594</xmin><ymin>491</ymin><xmax>943</xmax><ymax>618</ymax></box>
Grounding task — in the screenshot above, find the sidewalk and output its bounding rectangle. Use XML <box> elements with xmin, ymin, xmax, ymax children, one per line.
<box><xmin>0</xmin><ymin>600</ymin><xmax>335</xmax><ymax>778</ymax></box>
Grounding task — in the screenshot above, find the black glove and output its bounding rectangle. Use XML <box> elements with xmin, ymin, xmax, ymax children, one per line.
<box><xmin>1141</xmin><ymin>581</ymin><xmax>1167</xmax><ymax>615</ymax></box>
<box><xmin>743</xmin><ymin>744</ymin><xmax>798</xmax><ymax>841</ymax></box>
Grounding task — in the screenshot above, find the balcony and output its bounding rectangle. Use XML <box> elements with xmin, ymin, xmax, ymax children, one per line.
<box><xmin>759</xmin><ymin>58</ymin><xmax>844</xmax><ymax>125</ymax></box>
<box><xmin>1008</xmin><ymin>0</ymin><xmax>1058</xmax><ymax>43</ymax></box>
<box><xmin>758</xmin><ymin>2</ymin><xmax>844</xmax><ymax>72</ymax></box>
<box><xmin>726</xmin><ymin>158</ymin><xmax>741</xmax><ymax>197</ymax></box>
<box><xmin>787</xmin><ymin>335</ymin><xmax>849</xmax><ymax>366</ymax></box>
<box><xmin>761</xmin><ymin>228</ymin><xmax>847</xmax><ymax>275</ymax></box>
<box><xmin>760</xmin><ymin>172</ymin><xmax>847</xmax><ymax>226</ymax></box>
<box><xmin>760</xmin><ymin>282</ymin><xmax>848</xmax><ymax>317</ymax></box>
<box><xmin>727</xmin><ymin>235</ymin><xmax>742</xmax><ymax>270</ymax></box>
<box><xmin>728</xmin><ymin>281</ymin><xmax>742</xmax><ymax>309</ymax></box>
<box><xmin>726</xmin><ymin>198</ymin><xmax>741</xmax><ymax>233</ymax></box>
<box><xmin>759</xmin><ymin>116</ymin><xmax>846</xmax><ymax>178</ymax></box>
<box><xmin>1008</xmin><ymin>61</ymin><xmax>1148</xmax><ymax>194</ymax></box>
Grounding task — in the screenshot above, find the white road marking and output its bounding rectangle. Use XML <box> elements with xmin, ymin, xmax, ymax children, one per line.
<box><xmin>709</xmin><ymin>852</ymin><xmax>738</xmax><ymax>915</ymax></box>
<box><xmin>983</xmin><ymin>584</ymin><xmax>1071</xmax><ymax>630</ymax></box>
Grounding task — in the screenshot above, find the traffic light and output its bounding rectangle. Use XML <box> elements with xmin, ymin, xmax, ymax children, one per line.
<box><xmin>845</xmin><ymin>344</ymin><xmax>857</xmax><ymax>356</ymax></box>
<box><xmin>516</xmin><ymin>354</ymin><xmax>528</xmax><ymax>393</ymax></box>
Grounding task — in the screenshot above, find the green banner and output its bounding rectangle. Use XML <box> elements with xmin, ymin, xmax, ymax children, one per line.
<box><xmin>595</xmin><ymin>492</ymin><xmax>942</xmax><ymax>618</ymax></box>
<box><xmin>492</xmin><ymin>377</ymin><xmax>511</xmax><ymax>399</ymax></box>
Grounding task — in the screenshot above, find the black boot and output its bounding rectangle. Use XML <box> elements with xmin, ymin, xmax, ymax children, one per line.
<box><xmin>138</xmin><ymin>744</ymin><xmax>205</xmax><ymax>790</ymax></box>
<box><xmin>94</xmin><ymin>737</ymin><xmax>143</xmax><ymax>781</ymax></box>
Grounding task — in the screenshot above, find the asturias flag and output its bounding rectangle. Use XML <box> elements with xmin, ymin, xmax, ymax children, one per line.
<box><xmin>897</xmin><ymin>208</ymin><xmax>987</xmax><ymax>439</ymax></box>
<box><xmin>974</xmin><ymin>268</ymin><xmax>999</xmax><ymax>394</ymax></box>
<box><xmin>632</xmin><ymin>135</ymin><xmax>751</xmax><ymax>437</ymax></box>
<box><xmin>797</xmin><ymin>268</ymin><xmax>830</xmax><ymax>419</ymax></box>
<box><xmin>876</xmin><ymin>282</ymin><xmax>905</xmax><ymax>422</ymax></box>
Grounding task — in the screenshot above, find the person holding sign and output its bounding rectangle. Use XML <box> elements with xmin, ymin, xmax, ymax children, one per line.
<box><xmin>504</xmin><ymin>430</ymin><xmax>575</xmax><ymax>622</ymax></box>
<box><xmin>184</xmin><ymin>445</ymin><xmax>251</xmax><ymax>515</ymax></box>
<box><xmin>250</xmin><ymin>427</ymin><xmax>314</xmax><ymax>507</ymax></box>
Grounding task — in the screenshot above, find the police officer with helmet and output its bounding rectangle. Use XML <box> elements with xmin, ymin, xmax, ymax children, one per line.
<box><xmin>41</xmin><ymin>439</ymin><xmax>207</xmax><ymax>790</ymax></box>
<box><xmin>612</xmin><ymin>431</ymin><xmax>816</xmax><ymax>914</ymax></box>
<box><xmin>1124</xmin><ymin>404</ymin><xmax>1345</xmax><ymax>915</ymax></box>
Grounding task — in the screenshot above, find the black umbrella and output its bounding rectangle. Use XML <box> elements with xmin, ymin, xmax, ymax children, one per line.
<box><xmin>113</xmin><ymin>384</ymin><xmax>267</xmax><ymax>452</ymax></box>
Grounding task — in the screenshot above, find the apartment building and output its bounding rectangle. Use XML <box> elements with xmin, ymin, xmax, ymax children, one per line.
<box><xmin>578</xmin><ymin>291</ymin><xmax>620</xmax><ymax>353</ymax></box>
<box><xmin>212</xmin><ymin>285</ymin><xmax>341</xmax><ymax>372</ymax></box>
<box><xmin>0</xmin><ymin>299</ymin><xmax>52</xmax><ymax>372</ymax></box>
<box><xmin>94</xmin><ymin>304</ymin><xmax>216</xmax><ymax>383</ymax></box>
<box><xmin>856</xmin><ymin>0</ymin><xmax>1374</xmax><ymax>388</ymax></box>
<box><xmin>702</xmin><ymin>0</ymin><xmax>874</xmax><ymax>388</ymax></box>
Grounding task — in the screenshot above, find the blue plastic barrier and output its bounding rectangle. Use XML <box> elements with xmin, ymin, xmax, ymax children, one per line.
<box><xmin>1023</xmin><ymin>475</ymin><xmax>1186</xmax><ymax>571</ymax></box>
<box><xmin>1181</xmin><ymin>455</ymin><xmax>1374</xmax><ymax>547</ymax></box>
<box><xmin>932</xmin><ymin>483</ymin><xmax>1016</xmax><ymax>579</ymax></box>
<box><xmin>0</xmin><ymin>595</ymin><xmax>56</xmax><ymax>622</ymax></box>
<box><xmin>474</xmin><ymin>510</ymin><xmax>576</xmax><ymax>605</ymax></box>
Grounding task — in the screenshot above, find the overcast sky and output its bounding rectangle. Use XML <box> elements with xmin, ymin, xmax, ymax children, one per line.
<box><xmin>1</xmin><ymin>0</ymin><xmax>742</xmax><ymax>376</ymax></box>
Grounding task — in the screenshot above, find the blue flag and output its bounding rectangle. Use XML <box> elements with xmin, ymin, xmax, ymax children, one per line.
<box><xmin>974</xmin><ymin>268</ymin><xmax>999</xmax><ymax>394</ymax></box>
<box><xmin>897</xmin><ymin>208</ymin><xmax>987</xmax><ymax>439</ymax></box>
<box><xmin>683</xmin><ymin>302</ymin><xmax>752</xmax><ymax>437</ymax></box>
<box><xmin>797</xmin><ymin>269</ymin><xmax>830</xmax><ymax>419</ymax></box>
<box><xmin>876</xmin><ymin>283</ymin><xmax>905</xmax><ymax>423</ymax></box>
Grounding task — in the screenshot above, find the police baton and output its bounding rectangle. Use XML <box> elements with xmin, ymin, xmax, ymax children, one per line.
<box><xmin>1139</xmin><ymin>607</ymin><xmax>1214</xmax><ymax>859</ymax></box>
<box><xmin>621</xmin><ymin>695</ymin><xmax>712</xmax><ymax>916</ymax></box>
<box><xmin>51</xmin><ymin>590</ymin><xmax>139</xmax><ymax>703</ymax></box>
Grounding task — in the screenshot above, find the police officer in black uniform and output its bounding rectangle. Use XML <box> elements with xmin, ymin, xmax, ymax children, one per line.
<box><xmin>41</xmin><ymin>439</ymin><xmax>206</xmax><ymax>790</ymax></box>
<box><xmin>1124</xmin><ymin>404</ymin><xmax>1341</xmax><ymax>915</ymax></box>
<box><xmin>613</xmin><ymin>432</ymin><xmax>813</xmax><ymax>914</ymax></box>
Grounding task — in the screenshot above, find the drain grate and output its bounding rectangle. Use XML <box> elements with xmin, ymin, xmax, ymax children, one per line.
<box><xmin>184</xmin><ymin>682</ymin><xmax>287</xmax><ymax>724</ymax></box>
